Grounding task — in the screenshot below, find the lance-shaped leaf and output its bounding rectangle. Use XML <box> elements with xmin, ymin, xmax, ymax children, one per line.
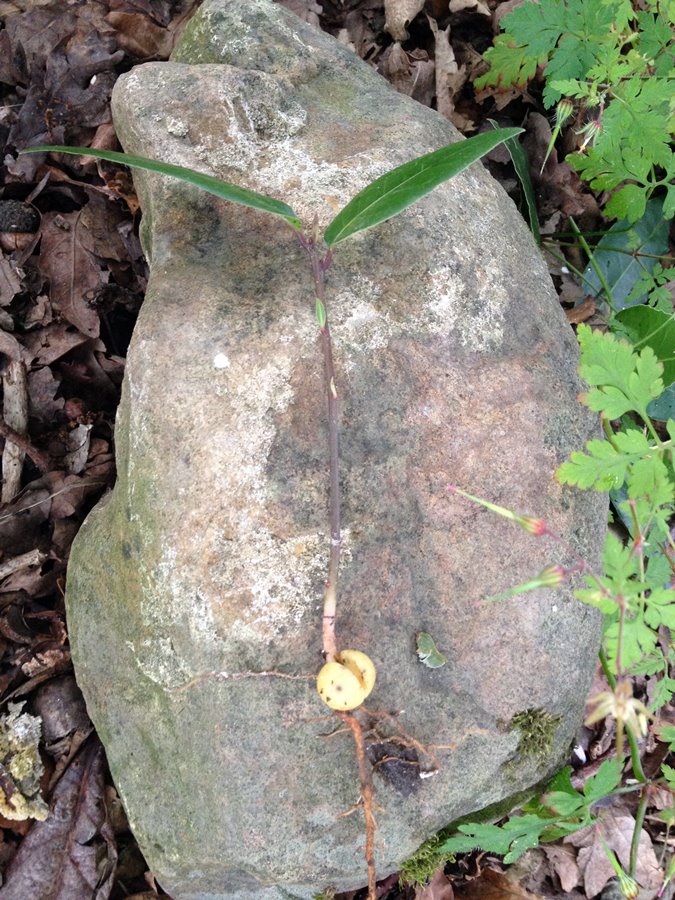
<box><xmin>21</xmin><ymin>146</ymin><xmax>303</xmax><ymax>231</ymax></box>
<box><xmin>323</xmin><ymin>127</ymin><xmax>523</xmax><ymax>247</ymax></box>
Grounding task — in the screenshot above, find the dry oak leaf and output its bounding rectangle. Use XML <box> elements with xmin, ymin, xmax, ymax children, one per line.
<box><xmin>542</xmin><ymin>843</ymin><xmax>580</xmax><ymax>893</ymax></box>
<box><xmin>428</xmin><ymin>15</ymin><xmax>473</xmax><ymax>131</ymax></box>
<box><xmin>384</xmin><ymin>0</ymin><xmax>425</xmax><ymax>41</ymax></box>
<box><xmin>565</xmin><ymin>813</ymin><xmax>662</xmax><ymax>897</ymax></box>
<box><xmin>38</xmin><ymin>209</ymin><xmax>106</xmax><ymax>338</ymax></box>
<box><xmin>380</xmin><ymin>43</ymin><xmax>435</xmax><ymax>106</ymax></box>
<box><xmin>415</xmin><ymin>863</ymin><xmax>455</xmax><ymax>899</ymax></box>
<box><xmin>455</xmin><ymin>867</ymin><xmax>544</xmax><ymax>899</ymax></box>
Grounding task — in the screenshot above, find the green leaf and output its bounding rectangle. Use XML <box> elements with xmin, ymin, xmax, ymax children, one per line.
<box><xmin>488</xmin><ymin>119</ymin><xmax>540</xmax><ymax>244</ymax></box>
<box><xmin>556</xmin><ymin>431</ymin><xmax>650</xmax><ymax>491</ymax></box>
<box><xmin>323</xmin><ymin>128</ymin><xmax>523</xmax><ymax>247</ymax></box>
<box><xmin>615</xmin><ymin>306</ymin><xmax>675</xmax><ymax>387</ymax></box>
<box><xmin>576</xmin><ymin>324</ymin><xmax>664</xmax><ymax>420</ymax></box>
<box><xmin>583</xmin><ymin>757</ymin><xmax>621</xmax><ymax>803</ymax></box>
<box><xmin>648</xmin><ymin>383</ymin><xmax>675</xmax><ymax>422</ymax></box>
<box><xmin>416</xmin><ymin>632</ymin><xmax>447</xmax><ymax>668</ymax></box>
<box><xmin>315</xmin><ymin>298</ymin><xmax>326</xmax><ymax>329</ymax></box>
<box><xmin>582</xmin><ymin>199</ymin><xmax>670</xmax><ymax>309</ymax></box>
<box><xmin>20</xmin><ymin>145</ymin><xmax>303</xmax><ymax>230</ymax></box>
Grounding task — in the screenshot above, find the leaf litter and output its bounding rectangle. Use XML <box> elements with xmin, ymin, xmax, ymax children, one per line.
<box><xmin>0</xmin><ymin>1</ymin><xmax>669</xmax><ymax>898</ymax></box>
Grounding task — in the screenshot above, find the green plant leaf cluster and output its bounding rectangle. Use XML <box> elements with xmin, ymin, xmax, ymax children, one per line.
<box><xmin>475</xmin><ymin>0</ymin><xmax>675</xmax><ymax>222</ymax></box>
<box><xmin>556</xmin><ymin>324</ymin><xmax>674</xmax><ymax>677</ymax></box>
<box><xmin>22</xmin><ymin>128</ymin><xmax>521</xmax><ymax>247</ymax></box>
<box><xmin>438</xmin><ymin>759</ymin><xmax>621</xmax><ymax>864</ymax></box>
<box><xmin>581</xmin><ymin>199</ymin><xmax>671</xmax><ymax>310</ymax></box>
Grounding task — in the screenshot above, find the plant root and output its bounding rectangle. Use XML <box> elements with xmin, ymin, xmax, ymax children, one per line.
<box><xmin>338</xmin><ymin>710</ymin><xmax>378</xmax><ymax>900</ymax></box>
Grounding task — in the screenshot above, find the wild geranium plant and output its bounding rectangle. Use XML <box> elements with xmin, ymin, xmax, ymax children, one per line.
<box><xmin>443</xmin><ymin>322</ymin><xmax>674</xmax><ymax>895</ymax></box>
<box><xmin>23</xmin><ymin>128</ymin><xmax>519</xmax><ymax>899</ymax></box>
<box><xmin>476</xmin><ymin>0</ymin><xmax>674</xmax><ymax>222</ymax></box>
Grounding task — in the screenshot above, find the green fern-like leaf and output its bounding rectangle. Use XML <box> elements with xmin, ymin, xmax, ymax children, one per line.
<box><xmin>577</xmin><ymin>324</ymin><xmax>664</xmax><ymax>420</ymax></box>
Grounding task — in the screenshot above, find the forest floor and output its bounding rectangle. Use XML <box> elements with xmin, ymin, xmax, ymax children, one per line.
<box><xmin>0</xmin><ymin>1</ymin><xmax>672</xmax><ymax>898</ymax></box>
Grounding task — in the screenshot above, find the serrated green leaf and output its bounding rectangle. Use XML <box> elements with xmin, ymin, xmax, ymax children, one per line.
<box><xmin>475</xmin><ymin>35</ymin><xmax>542</xmax><ymax>90</ymax></box>
<box><xmin>323</xmin><ymin>129</ymin><xmax>522</xmax><ymax>246</ymax></box>
<box><xmin>583</xmin><ymin>757</ymin><xmax>621</xmax><ymax>802</ymax></box>
<box><xmin>416</xmin><ymin>632</ymin><xmax>447</xmax><ymax>668</ymax></box>
<box><xmin>556</xmin><ymin>435</ymin><xmax>646</xmax><ymax>491</ymax></box>
<box><xmin>576</xmin><ymin>325</ymin><xmax>664</xmax><ymax>419</ymax></box>
<box><xmin>20</xmin><ymin>145</ymin><xmax>303</xmax><ymax>230</ymax></box>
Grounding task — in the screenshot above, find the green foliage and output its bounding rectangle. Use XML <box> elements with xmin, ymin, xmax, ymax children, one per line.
<box><xmin>321</xmin><ymin>128</ymin><xmax>522</xmax><ymax>245</ymax></box>
<box><xmin>556</xmin><ymin>324</ymin><xmax>674</xmax><ymax>678</ymax></box>
<box><xmin>475</xmin><ymin>0</ymin><xmax>675</xmax><ymax>222</ymax></box>
<box><xmin>581</xmin><ymin>199</ymin><xmax>671</xmax><ymax>311</ymax></box>
<box><xmin>21</xmin><ymin>145</ymin><xmax>304</xmax><ymax>230</ymax></box>
<box><xmin>399</xmin><ymin>832</ymin><xmax>447</xmax><ymax>886</ymax></box>
<box><xmin>438</xmin><ymin>759</ymin><xmax>622</xmax><ymax>864</ymax></box>
<box><xmin>24</xmin><ymin>129</ymin><xmax>521</xmax><ymax>248</ymax></box>
<box><xmin>416</xmin><ymin>632</ymin><xmax>447</xmax><ymax>668</ymax></box>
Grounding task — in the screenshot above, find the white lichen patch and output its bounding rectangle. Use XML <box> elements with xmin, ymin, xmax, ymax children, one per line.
<box><xmin>223</xmin><ymin>527</ymin><xmax>353</xmax><ymax>646</ymax></box>
<box><xmin>166</xmin><ymin>117</ymin><xmax>189</xmax><ymax>138</ymax></box>
<box><xmin>331</xmin><ymin>276</ymin><xmax>392</xmax><ymax>355</ymax></box>
<box><xmin>193</xmin><ymin>77</ymin><xmax>306</xmax><ymax>174</ymax></box>
<box><xmin>132</xmin><ymin>636</ymin><xmax>192</xmax><ymax>689</ymax></box>
<box><xmin>425</xmin><ymin>264</ymin><xmax>506</xmax><ymax>352</ymax></box>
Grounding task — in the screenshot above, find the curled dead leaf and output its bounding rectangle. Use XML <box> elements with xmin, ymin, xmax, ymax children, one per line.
<box><xmin>384</xmin><ymin>0</ymin><xmax>425</xmax><ymax>41</ymax></box>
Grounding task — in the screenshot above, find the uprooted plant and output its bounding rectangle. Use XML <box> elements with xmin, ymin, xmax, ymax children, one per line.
<box><xmin>22</xmin><ymin>126</ymin><xmax>520</xmax><ymax>896</ymax></box>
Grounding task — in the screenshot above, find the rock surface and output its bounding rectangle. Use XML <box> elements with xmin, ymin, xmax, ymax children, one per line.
<box><xmin>66</xmin><ymin>1</ymin><xmax>607</xmax><ymax>897</ymax></box>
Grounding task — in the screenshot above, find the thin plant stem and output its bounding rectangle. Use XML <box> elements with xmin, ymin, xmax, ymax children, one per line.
<box><xmin>598</xmin><ymin>648</ymin><xmax>648</xmax><ymax>784</ymax></box>
<box><xmin>630</xmin><ymin>785</ymin><xmax>649</xmax><ymax>877</ymax></box>
<box><xmin>300</xmin><ymin>232</ymin><xmax>340</xmax><ymax>661</ymax></box>
<box><xmin>569</xmin><ymin>218</ymin><xmax>615</xmax><ymax>311</ymax></box>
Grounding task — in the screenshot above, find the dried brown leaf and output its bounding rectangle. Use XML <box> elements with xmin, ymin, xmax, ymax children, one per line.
<box><xmin>565</xmin><ymin>812</ymin><xmax>662</xmax><ymax>897</ymax></box>
<box><xmin>565</xmin><ymin>297</ymin><xmax>597</xmax><ymax>325</ymax></box>
<box><xmin>106</xmin><ymin>10</ymin><xmax>174</xmax><ymax>58</ymax></box>
<box><xmin>27</xmin><ymin>366</ymin><xmax>64</xmax><ymax>423</ymax></box>
<box><xmin>21</xmin><ymin>322</ymin><xmax>90</xmax><ymax>367</ymax></box>
<box><xmin>275</xmin><ymin>0</ymin><xmax>322</xmax><ymax>27</ymax></box>
<box><xmin>380</xmin><ymin>44</ymin><xmax>435</xmax><ymax>106</ymax></box>
<box><xmin>455</xmin><ymin>867</ymin><xmax>544</xmax><ymax>898</ymax></box>
<box><xmin>0</xmin><ymin>738</ymin><xmax>117</xmax><ymax>900</ymax></box>
<box><xmin>0</xmin><ymin>257</ymin><xmax>23</xmax><ymax>307</ymax></box>
<box><xmin>449</xmin><ymin>0</ymin><xmax>490</xmax><ymax>14</ymax></box>
<box><xmin>543</xmin><ymin>843</ymin><xmax>580</xmax><ymax>893</ymax></box>
<box><xmin>523</xmin><ymin>113</ymin><xmax>600</xmax><ymax>219</ymax></box>
<box><xmin>415</xmin><ymin>863</ymin><xmax>455</xmax><ymax>899</ymax></box>
<box><xmin>384</xmin><ymin>0</ymin><xmax>425</xmax><ymax>41</ymax></box>
<box><xmin>428</xmin><ymin>16</ymin><xmax>472</xmax><ymax>131</ymax></box>
<box><xmin>38</xmin><ymin>211</ymin><xmax>105</xmax><ymax>338</ymax></box>
<box><xmin>0</xmin><ymin>329</ymin><xmax>28</xmax><ymax>364</ymax></box>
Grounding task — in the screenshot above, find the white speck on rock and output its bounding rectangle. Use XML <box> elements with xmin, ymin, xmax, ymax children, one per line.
<box><xmin>167</xmin><ymin>118</ymin><xmax>189</xmax><ymax>137</ymax></box>
<box><xmin>213</xmin><ymin>353</ymin><xmax>230</xmax><ymax>369</ymax></box>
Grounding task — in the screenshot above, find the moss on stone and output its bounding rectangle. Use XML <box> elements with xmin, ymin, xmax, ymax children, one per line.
<box><xmin>510</xmin><ymin>708</ymin><xmax>562</xmax><ymax>759</ymax></box>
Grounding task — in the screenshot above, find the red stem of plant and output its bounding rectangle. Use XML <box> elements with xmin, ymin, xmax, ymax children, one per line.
<box><xmin>301</xmin><ymin>235</ymin><xmax>340</xmax><ymax>661</ymax></box>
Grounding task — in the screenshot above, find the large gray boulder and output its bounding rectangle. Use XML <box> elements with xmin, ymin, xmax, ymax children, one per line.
<box><xmin>66</xmin><ymin>1</ymin><xmax>606</xmax><ymax>897</ymax></box>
